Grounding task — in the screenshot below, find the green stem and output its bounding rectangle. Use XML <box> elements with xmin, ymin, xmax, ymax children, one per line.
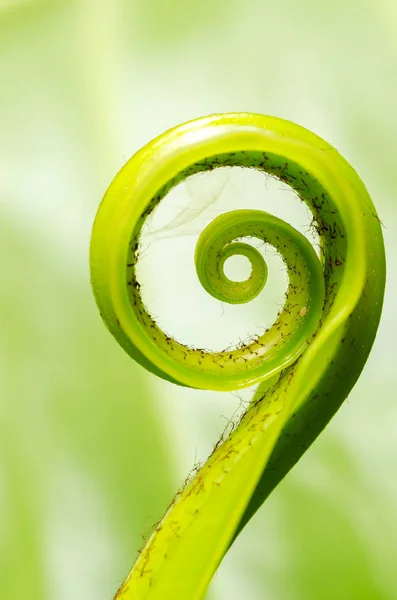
<box><xmin>90</xmin><ymin>113</ymin><xmax>385</xmax><ymax>600</ymax></box>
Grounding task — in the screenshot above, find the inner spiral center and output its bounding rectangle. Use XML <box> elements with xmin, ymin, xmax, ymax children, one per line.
<box><xmin>223</xmin><ymin>255</ymin><xmax>252</xmax><ymax>282</ymax></box>
<box><xmin>132</xmin><ymin>163</ymin><xmax>322</xmax><ymax>356</ymax></box>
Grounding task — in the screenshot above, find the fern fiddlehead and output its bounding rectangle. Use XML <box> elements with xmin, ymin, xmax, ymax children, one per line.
<box><xmin>89</xmin><ymin>113</ymin><xmax>385</xmax><ymax>599</ymax></box>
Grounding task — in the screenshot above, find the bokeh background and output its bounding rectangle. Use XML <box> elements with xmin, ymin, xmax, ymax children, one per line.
<box><xmin>1</xmin><ymin>1</ymin><xmax>396</xmax><ymax>599</ymax></box>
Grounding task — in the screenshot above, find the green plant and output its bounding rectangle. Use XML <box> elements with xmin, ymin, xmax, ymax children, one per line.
<box><xmin>89</xmin><ymin>113</ymin><xmax>385</xmax><ymax>599</ymax></box>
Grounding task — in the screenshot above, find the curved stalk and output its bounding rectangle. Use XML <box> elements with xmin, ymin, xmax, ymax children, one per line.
<box><xmin>90</xmin><ymin>113</ymin><xmax>385</xmax><ymax>600</ymax></box>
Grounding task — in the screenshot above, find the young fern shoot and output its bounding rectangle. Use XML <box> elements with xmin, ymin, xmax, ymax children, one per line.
<box><xmin>89</xmin><ymin>113</ymin><xmax>386</xmax><ymax>600</ymax></box>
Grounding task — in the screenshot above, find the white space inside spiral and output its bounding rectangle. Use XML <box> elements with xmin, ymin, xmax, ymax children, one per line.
<box><xmin>223</xmin><ymin>255</ymin><xmax>252</xmax><ymax>282</ymax></box>
<box><xmin>136</xmin><ymin>166</ymin><xmax>319</xmax><ymax>352</ymax></box>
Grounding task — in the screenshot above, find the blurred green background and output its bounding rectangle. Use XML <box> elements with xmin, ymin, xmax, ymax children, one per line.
<box><xmin>1</xmin><ymin>1</ymin><xmax>396</xmax><ymax>599</ymax></box>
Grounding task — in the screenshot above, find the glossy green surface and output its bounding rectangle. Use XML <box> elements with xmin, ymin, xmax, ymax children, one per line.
<box><xmin>91</xmin><ymin>113</ymin><xmax>385</xmax><ymax>599</ymax></box>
